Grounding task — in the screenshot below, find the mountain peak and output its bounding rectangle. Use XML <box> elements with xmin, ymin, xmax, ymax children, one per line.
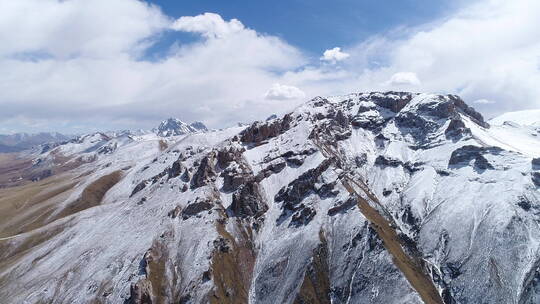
<box><xmin>155</xmin><ymin>118</ymin><xmax>208</xmax><ymax>137</ymax></box>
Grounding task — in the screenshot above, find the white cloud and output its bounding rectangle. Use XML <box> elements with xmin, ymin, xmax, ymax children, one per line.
<box><xmin>473</xmin><ymin>99</ymin><xmax>496</xmax><ymax>104</ymax></box>
<box><xmin>265</xmin><ymin>83</ymin><xmax>305</xmax><ymax>100</ymax></box>
<box><xmin>0</xmin><ymin>0</ymin><xmax>169</xmax><ymax>59</ymax></box>
<box><xmin>1</xmin><ymin>0</ymin><xmax>540</xmax><ymax>133</ymax></box>
<box><xmin>341</xmin><ymin>0</ymin><xmax>540</xmax><ymax>116</ymax></box>
<box><xmin>388</xmin><ymin>72</ymin><xmax>421</xmax><ymax>86</ymax></box>
<box><xmin>320</xmin><ymin>47</ymin><xmax>350</xmax><ymax>63</ymax></box>
<box><xmin>171</xmin><ymin>12</ymin><xmax>243</xmax><ymax>38</ymax></box>
<box><xmin>0</xmin><ymin>5</ymin><xmax>306</xmax><ymax>132</ymax></box>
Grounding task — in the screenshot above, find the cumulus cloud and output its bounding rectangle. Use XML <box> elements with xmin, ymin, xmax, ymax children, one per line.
<box><xmin>264</xmin><ymin>83</ymin><xmax>305</xmax><ymax>100</ymax></box>
<box><xmin>388</xmin><ymin>72</ymin><xmax>421</xmax><ymax>86</ymax></box>
<box><xmin>1</xmin><ymin>0</ymin><xmax>540</xmax><ymax>133</ymax></box>
<box><xmin>0</xmin><ymin>3</ymin><xmax>305</xmax><ymax>132</ymax></box>
<box><xmin>320</xmin><ymin>47</ymin><xmax>350</xmax><ymax>63</ymax></box>
<box><xmin>171</xmin><ymin>12</ymin><xmax>243</xmax><ymax>38</ymax></box>
<box><xmin>340</xmin><ymin>0</ymin><xmax>540</xmax><ymax>117</ymax></box>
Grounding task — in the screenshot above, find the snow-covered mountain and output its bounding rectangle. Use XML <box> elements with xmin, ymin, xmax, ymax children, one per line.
<box><xmin>1</xmin><ymin>92</ymin><xmax>539</xmax><ymax>304</ymax></box>
<box><xmin>490</xmin><ymin>109</ymin><xmax>540</xmax><ymax>126</ymax></box>
<box><xmin>154</xmin><ymin>118</ymin><xmax>208</xmax><ymax>137</ymax></box>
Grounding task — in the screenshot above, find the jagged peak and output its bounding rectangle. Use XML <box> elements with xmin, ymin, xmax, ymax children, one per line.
<box><xmin>155</xmin><ymin>117</ymin><xmax>208</xmax><ymax>137</ymax></box>
<box><xmin>304</xmin><ymin>92</ymin><xmax>488</xmax><ymax>128</ymax></box>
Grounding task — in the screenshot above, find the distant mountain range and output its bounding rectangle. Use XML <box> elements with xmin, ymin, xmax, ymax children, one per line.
<box><xmin>0</xmin><ymin>118</ymin><xmax>208</xmax><ymax>153</ymax></box>
<box><xmin>0</xmin><ymin>132</ymin><xmax>72</xmax><ymax>153</ymax></box>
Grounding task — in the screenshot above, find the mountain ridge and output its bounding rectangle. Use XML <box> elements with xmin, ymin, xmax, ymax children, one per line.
<box><xmin>0</xmin><ymin>92</ymin><xmax>539</xmax><ymax>303</ymax></box>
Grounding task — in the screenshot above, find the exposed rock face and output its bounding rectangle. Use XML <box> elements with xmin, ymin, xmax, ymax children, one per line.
<box><xmin>216</xmin><ymin>146</ymin><xmax>245</xmax><ymax>169</ymax></box>
<box><xmin>191</xmin><ymin>155</ymin><xmax>216</xmax><ymax>189</ymax></box>
<box><xmin>240</xmin><ymin>114</ymin><xmax>293</xmax><ymax>144</ymax></box>
<box><xmin>533</xmin><ymin>158</ymin><xmax>540</xmax><ymax>169</ymax></box>
<box><xmin>448</xmin><ymin>145</ymin><xmax>502</xmax><ymax>170</ymax></box>
<box><xmin>182</xmin><ymin>200</ymin><xmax>213</xmax><ymax>219</ymax></box>
<box><xmin>327</xmin><ymin>197</ymin><xmax>357</xmax><ymax>216</ymax></box>
<box><xmin>275</xmin><ymin>159</ymin><xmax>335</xmax><ymax>227</ymax></box>
<box><xmin>375</xmin><ymin>155</ymin><xmax>402</xmax><ymax>168</ymax></box>
<box><xmin>131</xmin><ymin>180</ymin><xmax>148</xmax><ymax>197</ymax></box>
<box><xmin>229</xmin><ymin>181</ymin><xmax>268</xmax><ymax>218</ymax></box>
<box><xmin>167</xmin><ymin>159</ymin><xmax>183</xmax><ymax>179</ymax></box>
<box><xmin>445</xmin><ymin>118</ymin><xmax>471</xmax><ymax>138</ymax></box>
<box><xmin>533</xmin><ymin>172</ymin><xmax>540</xmax><ymax>187</ymax></box>
<box><xmin>369</xmin><ymin>91</ymin><xmax>415</xmax><ymax>112</ymax></box>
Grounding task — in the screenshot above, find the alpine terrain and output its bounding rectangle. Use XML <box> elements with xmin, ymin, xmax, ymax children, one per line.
<box><xmin>1</xmin><ymin>92</ymin><xmax>539</xmax><ymax>304</ymax></box>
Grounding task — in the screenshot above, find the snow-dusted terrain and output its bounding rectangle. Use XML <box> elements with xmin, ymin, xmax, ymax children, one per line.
<box><xmin>1</xmin><ymin>92</ymin><xmax>539</xmax><ymax>304</ymax></box>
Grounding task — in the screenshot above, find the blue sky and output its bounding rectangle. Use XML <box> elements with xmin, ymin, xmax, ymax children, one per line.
<box><xmin>150</xmin><ymin>0</ymin><xmax>459</xmax><ymax>57</ymax></box>
<box><xmin>0</xmin><ymin>0</ymin><xmax>539</xmax><ymax>134</ymax></box>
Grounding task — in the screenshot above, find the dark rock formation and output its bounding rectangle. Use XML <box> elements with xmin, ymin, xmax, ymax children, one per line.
<box><xmin>216</xmin><ymin>146</ymin><xmax>245</xmax><ymax>169</ymax></box>
<box><xmin>229</xmin><ymin>181</ymin><xmax>268</xmax><ymax>218</ymax></box>
<box><xmin>448</xmin><ymin>145</ymin><xmax>502</xmax><ymax>170</ymax></box>
<box><xmin>240</xmin><ymin>114</ymin><xmax>293</xmax><ymax>144</ymax></box>
<box><xmin>294</xmin><ymin>236</ymin><xmax>331</xmax><ymax>304</ymax></box>
<box><xmin>375</xmin><ymin>156</ymin><xmax>402</xmax><ymax>168</ymax></box>
<box><xmin>275</xmin><ymin>159</ymin><xmax>334</xmax><ymax>227</ymax></box>
<box><xmin>533</xmin><ymin>172</ymin><xmax>540</xmax><ymax>187</ymax></box>
<box><xmin>167</xmin><ymin>160</ymin><xmax>183</xmax><ymax>179</ymax></box>
<box><xmin>328</xmin><ymin>197</ymin><xmax>357</xmax><ymax>216</ymax></box>
<box><xmin>191</xmin><ymin>155</ymin><xmax>216</xmax><ymax>189</ymax></box>
<box><xmin>130</xmin><ymin>181</ymin><xmax>147</xmax><ymax>197</ymax></box>
<box><xmin>532</xmin><ymin>158</ymin><xmax>540</xmax><ymax>170</ymax></box>
<box><xmin>369</xmin><ymin>91</ymin><xmax>415</xmax><ymax>113</ymax></box>
<box><xmin>445</xmin><ymin>118</ymin><xmax>471</xmax><ymax>138</ymax></box>
<box><xmin>221</xmin><ymin>167</ymin><xmax>250</xmax><ymax>192</ymax></box>
<box><xmin>182</xmin><ymin>200</ymin><xmax>213</xmax><ymax>219</ymax></box>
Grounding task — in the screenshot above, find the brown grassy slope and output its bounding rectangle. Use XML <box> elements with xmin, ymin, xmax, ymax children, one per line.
<box><xmin>0</xmin><ymin>153</ymin><xmax>33</xmax><ymax>187</ymax></box>
<box><xmin>49</xmin><ymin>170</ymin><xmax>123</xmax><ymax>221</ymax></box>
<box><xmin>0</xmin><ymin>173</ymin><xmax>78</xmax><ymax>238</ymax></box>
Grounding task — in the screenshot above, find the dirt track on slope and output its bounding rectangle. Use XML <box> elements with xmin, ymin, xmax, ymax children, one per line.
<box><xmin>342</xmin><ymin>177</ymin><xmax>444</xmax><ymax>304</ymax></box>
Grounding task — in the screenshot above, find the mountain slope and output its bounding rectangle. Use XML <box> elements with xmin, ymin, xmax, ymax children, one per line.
<box><xmin>490</xmin><ymin>109</ymin><xmax>540</xmax><ymax>126</ymax></box>
<box><xmin>0</xmin><ymin>92</ymin><xmax>539</xmax><ymax>304</ymax></box>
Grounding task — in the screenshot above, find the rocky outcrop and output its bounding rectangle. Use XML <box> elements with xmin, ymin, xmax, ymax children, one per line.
<box><xmin>229</xmin><ymin>181</ymin><xmax>268</xmax><ymax>218</ymax></box>
<box><xmin>327</xmin><ymin>197</ymin><xmax>357</xmax><ymax>216</ymax></box>
<box><xmin>131</xmin><ymin>180</ymin><xmax>148</xmax><ymax>197</ymax></box>
<box><xmin>448</xmin><ymin>145</ymin><xmax>503</xmax><ymax>170</ymax></box>
<box><xmin>182</xmin><ymin>200</ymin><xmax>214</xmax><ymax>219</ymax></box>
<box><xmin>532</xmin><ymin>158</ymin><xmax>540</xmax><ymax>170</ymax></box>
<box><xmin>533</xmin><ymin>172</ymin><xmax>540</xmax><ymax>187</ymax></box>
<box><xmin>375</xmin><ymin>155</ymin><xmax>402</xmax><ymax>168</ymax></box>
<box><xmin>445</xmin><ymin>118</ymin><xmax>471</xmax><ymax>138</ymax></box>
<box><xmin>167</xmin><ymin>159</ymin><xmax>183</xmax><ymax>179</ymax></box>
<box><xmin>216</xmin><ymin>146</ymin><xmax>245</xmax><ymax>169</ymax></box>
<box><xmin>191</xmin><ymin>155</ymin><xmax>216</xmax><ymax>189</ymax></box>
<box><xmin>275</xmin><ymin>159</ymin><xmax>335</xmax><ymax>227</ymax></box>
<box><xmin>240</xmin><ymin>114</ymin><xmax>293</xmax><ymax>144</ymax></box>
<box><xmin>369</xmin><ymin>91</ymin><xmax>415</xmax><ymax>113</ymax></box>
